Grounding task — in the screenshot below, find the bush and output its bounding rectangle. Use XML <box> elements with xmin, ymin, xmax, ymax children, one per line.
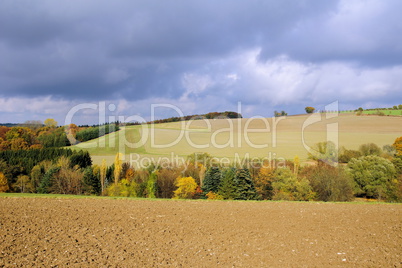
<box><xmin>206</xmin><ymin>191</ymin><xmax>224</xmax><ymax>200</ymax></box>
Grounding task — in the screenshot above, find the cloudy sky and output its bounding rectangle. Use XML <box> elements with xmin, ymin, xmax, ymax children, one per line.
<box><xmin>1</xmin><ymin>0</ymin><xmax>401</xmax><ymax>125</ymax></box>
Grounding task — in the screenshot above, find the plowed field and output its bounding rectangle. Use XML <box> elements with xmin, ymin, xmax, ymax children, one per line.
<box><xmin>0</xmin><ymin>197</ymin><xmax>401</xmax><ymax>267</ymax></box>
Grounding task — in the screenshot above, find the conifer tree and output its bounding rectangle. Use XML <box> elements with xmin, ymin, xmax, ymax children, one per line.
<box><xmin>201</xmin><ymin>166</ymin><xmax>222</xmax><ymax>196</ymax></box>
<box><xmin>218</xmin><ymin>167</ymin><xmax>238</xmax><ymax>199</ymax></box>
<box><xmin>235</xmin><ymin>168</ymin><xmax>258</xmax><ymax>200</ymax></box>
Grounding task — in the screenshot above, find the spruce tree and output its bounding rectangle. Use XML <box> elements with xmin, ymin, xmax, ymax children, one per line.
<box><xmin>235</xmin><ymin>168</ymin><xmax>258</xmax><ymax>200</ymax></box>
<box><xmin>202</xmin><ymin>166</ymin><xmax>222</xmax><ymax>196</ymax></box>
<box><xmin>218</xmin><ymin>167</ymin><xmax>238</xmax><ymax>199</ymax></box>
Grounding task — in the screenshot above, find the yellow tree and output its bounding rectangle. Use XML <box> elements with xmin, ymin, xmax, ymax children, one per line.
<box><xmin>173</xmin><ymin>176</ymin><xmax>197</xmax><ymax>199</ymax></box>
<box><xmin>100</xmin><ymin>159</ymin><xmax>107</xmax><ymax>193</ymax></box>
<box><xmin>114</xmin><ymin>153</ymin><xmax>123</xmax><ymax>184</ymax></box>
<box><xmin>44</xmin><ymin>118</ymin><xmax>58</xmax><ymax>128</ymax></box>
<box><xmin>0</xmin><ymin>172</ymin><xmax>9</xmax><ymax>193</ymax></box>
<box><xmin>255</xmin><ymin>165</ymin><xmax>274</xmax><ymax>200</ymax></box>
<box><xmin>294</xmin><ymin>155</ymin><xmax>300</xmax><ymax>176</ymax></box>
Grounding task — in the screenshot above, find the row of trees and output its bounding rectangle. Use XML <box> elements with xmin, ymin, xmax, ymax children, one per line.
<box><xmin>0</xmin><ymin>148</ymin><xmax>93</xmax><ymax>194</ymax></box>
<box><xmin>149</xmin><ymin>111</ymin><xmax>243</xmax><ymax>125</ymax></box>
<box><xmin>0</xmin><ymin>121</ymin><xmax>119</xmax><ymax>151</ymax></box>
<box><xmin>1</xmin><ymin>137</ymin><xmax>401</xmax><ymax>202</ymax></box>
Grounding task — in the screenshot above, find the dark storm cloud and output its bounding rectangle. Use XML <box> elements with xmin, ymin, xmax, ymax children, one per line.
<box><xmin>0</xmin><ymin>0</ymin><xmax>338</xmax><ymax>101</ymax></box>
<box><xmin>0</xmin><ymin>0</ymin><xmax>401</xmax><ymax>123</ymax></box>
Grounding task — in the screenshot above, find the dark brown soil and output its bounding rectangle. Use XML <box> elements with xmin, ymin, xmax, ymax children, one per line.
<box><xmin>0</xmin><ymin>197</ymin><xmax>401</xmax><ymax>267</ymax></box>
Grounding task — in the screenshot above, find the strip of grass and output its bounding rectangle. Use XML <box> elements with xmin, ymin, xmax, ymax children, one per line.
<box><xmin>362</xmin><ymin>110</ymin><xmax>402</xmax><ymax>116</ymax></box>
<box><xmin>1</xmin><ymin>193</ymin><xmax>399</xmax><ymax>205</ymax></box>
<box><xmin>0</xmin><ymin>193</ymin><xmax>149</xmax><ymax>200</ymax></box>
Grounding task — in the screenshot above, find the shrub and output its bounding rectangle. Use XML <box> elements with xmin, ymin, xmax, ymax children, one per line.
<box><xmin>206</xmin><ymin>191</ymin><xmax>224</xmax><ymax>200</ymax></box>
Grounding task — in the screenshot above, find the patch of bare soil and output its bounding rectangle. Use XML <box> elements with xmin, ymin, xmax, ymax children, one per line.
<box><xmin>0</xmin><ymin>198</ymin><xmax>401</xmax><ymax>267</ymax></box>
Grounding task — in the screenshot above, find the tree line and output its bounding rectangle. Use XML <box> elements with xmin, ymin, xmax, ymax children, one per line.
<box><xmin>0</xmin><ymin>120</ymin><xmax>119</xmax><ymax>151</ymax></box>
<box><xmin>148</xmin><ymin>111</ymin><xmax>242</xmax><ymax>125</ymax></box>
<box><xmin>1</xmin><ymin>137</ymin><xmax>401</xmax><ymax>202</ymax></box>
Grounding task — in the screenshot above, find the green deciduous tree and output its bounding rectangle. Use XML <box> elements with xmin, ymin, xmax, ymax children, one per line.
<box><xmin>13</xmin><ymin>175</ymin><xmax>33</xmax><ymax>193</ymax></box>
<box><xmin>348</xmin><ymin>155</ymin><xmax>396</xmax><ymax>200</ymax></box>
<box><xmin>359</xmin><ymin>143</ymin><xmax>382</xmax><ymax>156</ymax></box>
<box><xmin>146</xmin><ymin>172</ymin><xmax>157</xmax><ymax>198</ymax></box>
<box><xmin>272</xmin><ymin>168</ymin><xmax>315</xmax><ymax>201</ymax></box>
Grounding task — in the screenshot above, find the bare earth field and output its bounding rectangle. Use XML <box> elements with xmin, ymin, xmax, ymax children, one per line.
<box><xmin>0</xmin><ymin>197</ymin><xmax>401</xmax><ymax>267</ymax></box>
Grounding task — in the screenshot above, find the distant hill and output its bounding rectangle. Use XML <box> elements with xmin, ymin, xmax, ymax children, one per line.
<box><xmin>73</xmin><ymin>113</ymin><xmax>402</xmax><ymax>165</ymax></box>
<box><xmin>0</xmin><ymin>123</ymin><xmax>20</xmax><ymax>127</ymax></box>
<box><xmin>148</xmin><ymin>111</ymin><xmax>242</xmax><ymax>124</ymax></box>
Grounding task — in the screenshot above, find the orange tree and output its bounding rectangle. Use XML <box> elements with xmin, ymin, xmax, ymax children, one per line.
<box><xmin>393</xmin><ymin>136</ymin><xmax>402</xmax><ymax>156</ymax></box>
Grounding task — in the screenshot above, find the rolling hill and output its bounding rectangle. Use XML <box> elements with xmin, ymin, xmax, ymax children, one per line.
<box><xmin>71</xmin><ymin>113</ymin><xmax>402</xmax><ymax>165</ymax></box>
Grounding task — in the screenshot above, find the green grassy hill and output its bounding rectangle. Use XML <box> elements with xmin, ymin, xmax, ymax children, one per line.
<box><xmin>71</xmin><ymin>114</ymin><xmax>402</xmax><ymax>165</ymax></box>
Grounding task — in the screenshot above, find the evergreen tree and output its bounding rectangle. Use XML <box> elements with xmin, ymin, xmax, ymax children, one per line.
<box><xmin>37</xmin><ymin>166</ymin><xmax>60</xmax><ymax>194</ymax></box>
<box><xmin>218</xmin><ymin>167</ymin><xmax>238</xmax><ymax>199</ymax></box>
<box><xmin>83</xmin><ymin>167</ymin><xmax>101</xmax><ymax>195</ymax></box>
<box><xmin>202</xmin><ymin>166</ymin><xmax>222</xmax><ymax>196</ymax></box>
<box><xmin>234</xmin><ymin>168</ymin><xmax>258</xmax><ymax>200</ymax></box>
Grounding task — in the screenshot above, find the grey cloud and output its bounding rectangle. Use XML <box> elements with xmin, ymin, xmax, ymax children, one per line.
<box><xmin>0</xmin><ymin>0</ymin><xmax>401</xmax><ymax>123</ymax></box>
